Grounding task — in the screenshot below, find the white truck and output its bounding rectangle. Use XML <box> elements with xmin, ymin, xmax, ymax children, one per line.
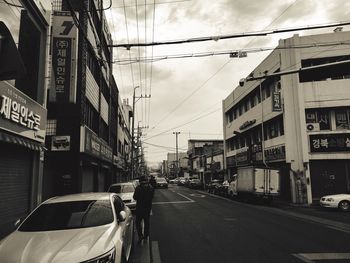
<box><xmin>228</xmin><ymin>166</ymin><xmax>280</xmax><ymax>202</ymax></box>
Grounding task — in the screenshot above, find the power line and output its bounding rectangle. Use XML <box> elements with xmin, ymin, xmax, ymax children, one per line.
<box><xmin>114</xmin><ymin>41</ymin><xmax>350</xmax><ymax>64</ymax></box>
<box><xmin>110</xmin><ymin>20</ymin><xmax>350</xmax><ymax>48</ymax></box>
<box><xmin>112</xmin><ymin>0</ymin><xmax>191</xmax><ymax>8</ymax></box>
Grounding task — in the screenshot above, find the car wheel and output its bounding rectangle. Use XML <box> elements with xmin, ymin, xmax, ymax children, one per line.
<box><xmin>338</xmin><ymin>200</ymin><xmax>350</xmax><ymax>212</ymax></box>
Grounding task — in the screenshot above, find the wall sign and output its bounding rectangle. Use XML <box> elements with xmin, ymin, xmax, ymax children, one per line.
<box><xmin>51</xmin><ymin>11</ymin><xmax>78</xmax><ymax>103</ymax></box>
<box><xmin>81</xmin><ymin>126</ymin><xmax>113</xmax><ymax>163</ymax></box>
<box><xmin>239</xmin><ymin>119</ymin><xmax>256</xmax><ymax>130</ymax></box>
<box><xmin>272</xmin><ymin>91</ymin><xmax>282</xmax><ymax>111</ymax></box>
<box><xmin>51</xmin><ymin>135</ymin><xmax>70</xmax><ymax>151</ymax></box>
<box><xmin>0</xmin><ymin>82</ymin><xmax>47</xmax><ymax>143</ymax></box>
<box><xmin>310</xmin><ymin>133</ymin><xmax>350</xmax><ymax>152</ymax></box>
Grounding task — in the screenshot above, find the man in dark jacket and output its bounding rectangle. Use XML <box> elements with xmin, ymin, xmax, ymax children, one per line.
<box><xmin>133</xmin><ymin>176</ymin><xmax>154</xmax><ymax>243</ymax></box>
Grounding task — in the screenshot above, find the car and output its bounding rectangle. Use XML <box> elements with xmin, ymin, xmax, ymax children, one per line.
<box><xmin>177</xmin><ymin>177</ymin><xmax>186</xmax><ymax>186</ymax></box>
<box><xmin>155</xmin><ymin>177</ymin><xmax>168</xmax><ymax>188</ymax></box>
<box><xmin>0</xmin><ymin>192</ymin><xmax>134</xmax><ymax>263</ymax></box>
<box><xmin>189</xmin><ymin>178</ymin><xmax>203</xmax><ymax>189</ymax></box>
<box><xmin>108</xmin><ymin>182</ymin><xmax>136</xmax><ymax>210</ymax></box>
<box><xmin>319</xmin><ymin>193</ymin><xmax>350</xmax><ymax>211</ymax></box>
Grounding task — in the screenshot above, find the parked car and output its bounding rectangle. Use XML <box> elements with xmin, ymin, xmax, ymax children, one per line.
<box><xmin>189</xmin><ymin>178</ymin><xmax>203</xmax><ymax>189</ymax></box>
<box><xmin>0</xmin><ymin>193</ymin><xmax>134</xmax><ymax>263</ymax></box>
<box><xmin>177</xmin><ymin>177</ymin><xmax>186</xmax><ymax>186</ymax></box>
<box><xmin>320</xmin><ymin>193</ymin><xmax>350</xmax><ymax>212</ymax></box>
<box><xmin>156</xmin><ymin>177</ymin><xmax>168</xmax><ymax>188</ymax></box>
<box><xmin>108</xmin><ymin>182</ymin><xmax>136</xmax><ymax>210</ymax></box>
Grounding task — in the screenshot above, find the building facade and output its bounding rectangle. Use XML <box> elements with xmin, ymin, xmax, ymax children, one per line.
<box><xmin>43</xmin><ymin>1</ymin><xmax>127</xmax><ymax>199</ymax></box>
<box><xmin>187</xmin><ymin>140</ymin><xmax>223</xmax><ymax>185</ymax></box>
<box><xmin>223</xmin><ymin>30</ymin><xmax>350</xmax><ymax>204</ymax></box>
<box><xmin>0</xmin><ymin>0</ymin><xmax>51</xmax><ymax>238</ymax></box>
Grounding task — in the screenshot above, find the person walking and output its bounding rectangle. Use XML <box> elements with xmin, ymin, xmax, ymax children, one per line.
<box><xmin>133</xmin><ymin>176</ymin><xmax>154</xmax><ymax>243</ymax></box>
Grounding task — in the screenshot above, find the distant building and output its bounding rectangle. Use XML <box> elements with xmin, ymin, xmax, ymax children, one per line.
<box><xmin>187</xmin><ymin>139</ymin><xmax>223</xmax><ymax>184</ymax></box>
<box><xmin>223</xmin><ymin>30</ymin><xmax>350</xmax><ymax>204</ymax></box>
<box><xmin>166</xmin><ymin>152</ymin><xmax>187</xmax><ymax>178</ymax></box>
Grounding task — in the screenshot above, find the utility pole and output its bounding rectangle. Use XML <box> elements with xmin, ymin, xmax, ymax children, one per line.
<box><xmin>173</xmin><ymin>131</ymin><xmax>180</xmax><ymax>178</ymax></box>
<box><xmin>130</xmin><ymin>86</ymin><xmax>139</xmax><ymax>181</ymax></box>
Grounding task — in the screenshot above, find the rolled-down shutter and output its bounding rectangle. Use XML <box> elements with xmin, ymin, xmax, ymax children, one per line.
<box><xmin>0</xmin><ymin>145</ymin><xmax>32</xmax><ymax>239</ymax></box>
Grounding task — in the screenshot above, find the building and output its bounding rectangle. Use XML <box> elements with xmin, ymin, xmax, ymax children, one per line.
<box><xmin>166</xmin><ymin>152</ymin><xmax>187</xmax><ymax>178</ymax></box>
<box><xmin>0</xmin><ymin>0</ymin><xmax>51</xmax><ymax>238</ymax></box>
<box><xmin>223</xmin><ymin>30</ymin><xmax>350</xmax><ymax>204</ymax></box>
<box><xmin>43</xmin><ymin>1</ymin><xmax>122</xmax><ymax>199</ymax></box>
<box><xmin>187</xmin><ymin>139</ymin><xmax>223</xmax><ymax>184</ymax></box>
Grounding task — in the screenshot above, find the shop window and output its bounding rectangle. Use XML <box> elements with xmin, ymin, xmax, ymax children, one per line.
<box><xmin>335</xmin><ymin>109</ymin><xmax>350</xmax><ymax>129</ymax></box>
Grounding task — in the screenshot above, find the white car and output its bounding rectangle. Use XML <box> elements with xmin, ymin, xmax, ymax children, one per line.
<box><xmin>320</xmin><ymin>193</ymin><xmax>350</xmax><ymax>212</ymax></box>
<box><xmin>0</xmin><ymin>193</ymin><xmax>134</xmax><ymax>263</ymax></box>
<box><xmin>108</xmin><ymin>182</ymin><xmax>136</xmax><ymax>210</ymax></box>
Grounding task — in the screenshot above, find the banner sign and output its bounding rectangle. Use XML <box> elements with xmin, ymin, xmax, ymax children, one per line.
<box><xmin>81</xmin><ymin>126</ymin><xmax>113</xmax><ymax>163</ymax></box>
<box><xmin>272</xmin><ymin>91</ymin><xmax>282</xmax><ymax>111</ymax></box>
<box><xmin>51</xmin><ymin>11</ymin><xmax>78</xmax><ymax>103</ymax></box>
<box><xmin>310</xmin><ymin>133</ymin><xmax>350</xmax><ymax>152</ymax></box>
<box><xmin>0</xmin><ymin>82</ymin><xmax>47</xmax><ymax>143</ymax></box>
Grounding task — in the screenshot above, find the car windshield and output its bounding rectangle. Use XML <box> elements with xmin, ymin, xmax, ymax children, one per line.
<box><xmin>18</xmin><ymin>200</ymin><xmax>114</xmax><ymax>232</ymax></box>
<box><xmin>109</xmin><ymin>184</ymin><xmax>134</xmax><ymax>193</ymax></box>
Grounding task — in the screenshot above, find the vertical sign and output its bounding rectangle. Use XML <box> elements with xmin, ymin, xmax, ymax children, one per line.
<box><xmin>272</xmin><ymin>91</ymin><xmax>282</xmax><ymax>111</ymax></box>
<box><xmin>51</xmin><ymin>11</ymin><xmax>78</xmax><ymax>103</ymax></box>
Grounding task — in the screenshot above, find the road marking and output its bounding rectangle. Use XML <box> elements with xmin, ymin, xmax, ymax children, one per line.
<box><xmin>293</xmin><ymin>253</ymin><xmax>350</xmax><ymax>262</ymax></box>
<box><xmin>152</xmin><ymin>193</ymin><xmax>195</xmax><ymax>205</ymax></box>
<box><xmin>189</xmin><ymin>193</ymin><xmax>206</xmax><ymax>198</ymax></box>
<box><xmin>151</xmin><ymin>241</ymin><xmax>162</xmax><ymax>263</ymax></box>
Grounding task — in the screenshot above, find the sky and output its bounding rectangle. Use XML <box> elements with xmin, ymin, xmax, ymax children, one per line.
<box><xmin>105</xmin><ymin>0</ymin><xmax>350</xmax><ymax>166</ymax></box>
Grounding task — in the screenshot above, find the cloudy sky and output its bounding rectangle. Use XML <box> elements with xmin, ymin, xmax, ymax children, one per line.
<box><xmin>105</xmin><ymin>0</ymin><xmax>350</xmax><ymax>166</ymax></box>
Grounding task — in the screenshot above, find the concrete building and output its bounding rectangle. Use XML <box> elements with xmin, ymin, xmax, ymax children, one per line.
<box><xmin>0</xmin><ymin>0</ymin><xmax>51</xmax><ymax>238</ymax></box>
<box><xmin>166</xmin><ymin>152</ymin><xmax>187</xmax><ymax>178</ymax></box>
<box><xmin>223</xmin><ymin>30</ymin><xmax>350</xmax><ymax>204</ymax></box>
<box><xmin>187</xmin><ymin>139</ymin><xmax>223</xmax><ymax>184</ymax></box>
<box><xmin>43</xmin><ymin>1</ymin><xmax>127</xmax><ymax>199</ymax></box>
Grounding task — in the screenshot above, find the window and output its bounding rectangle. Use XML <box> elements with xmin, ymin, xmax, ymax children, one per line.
<box><xmin>305</xmin><ymin>109</ymin><xmax>331</xmax><ymax>130</ymax></box>
<box><xmin>46</xmin><ymin>119</ymin><xmax>57</xmax><ymax>136</ymax></box>
<box><xmin>335</xmin><ymin>109</ymin><xmax>350</xmax><ymax>129</ymax></box>
<box><xmin>19</xmin><ymin>200</ymin><xmax>114</xmax><ymax>232</ymax></box>
<box><xmin>250</xmin><ymin>95</ymin><xmax>256</xmax><ymax>108</ymax></box>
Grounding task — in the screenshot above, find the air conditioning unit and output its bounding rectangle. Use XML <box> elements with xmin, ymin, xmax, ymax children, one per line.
<box><xmin>306</xmin><ymin>123</ymin><xmax>320</xmax><ymax>131</ymax></box>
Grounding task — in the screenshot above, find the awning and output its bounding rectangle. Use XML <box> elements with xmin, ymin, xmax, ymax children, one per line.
<box><xmin>0</xmin><ymin>130</ymin><xmax>46</xmax><ymax>151</ymax></box>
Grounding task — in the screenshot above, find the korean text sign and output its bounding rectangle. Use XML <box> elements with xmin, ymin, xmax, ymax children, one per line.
<box><xmin>310</xmin><ymin>134</ymin><xmax>350</xmax><ymax>152</ymax></box>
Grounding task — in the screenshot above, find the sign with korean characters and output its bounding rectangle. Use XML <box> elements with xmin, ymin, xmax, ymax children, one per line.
<box><xmin>0</xmin><ymin>81</ymin><xmax>47</xmax><ymax>143</ymax></box>
<box><xmin>81</xmin><ymin>126</ymin><xmax>113</xmax><ymax>163</ymax></box>
<box><xmin>272</xmin><ymin>91</ymin><xmax>282</xmax><ymax>111</ymax></box>
<box><xmin>310</xmin><ymin>134</ymin><xmax>350</xmax><ymax>152</ymax></box>
<box><xmin>51</xmin><ymin>11</ymin><xmax>78</xmax><ymax>103</ymax></box>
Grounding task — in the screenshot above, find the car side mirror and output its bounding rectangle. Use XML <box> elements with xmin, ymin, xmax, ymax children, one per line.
<box><xmin>118</xmin><ymin>211</ymin><xmax>127</xmax><ymax>222</ymax></box>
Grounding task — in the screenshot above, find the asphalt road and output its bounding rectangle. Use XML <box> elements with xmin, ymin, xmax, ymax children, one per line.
<box><xmin>148</xmin><ymin>184</ymin><xmax>350</xmax><ymax>263</ymax></box>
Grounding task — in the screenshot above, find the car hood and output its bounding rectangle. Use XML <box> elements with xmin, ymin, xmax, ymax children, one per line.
<box><xmin>322</xmin><ymin>194</ymin><xmax>350</xmax><ymax>200</ymax></box>
<box><xmin>117</xmin><ymin>192</ymin><xmax>134</xmax><ymax>201</ymax></box>
<box><xmin>0</xmin><ymin>224</ymin><xmax>118</xmax><ymax>263</ymax></box>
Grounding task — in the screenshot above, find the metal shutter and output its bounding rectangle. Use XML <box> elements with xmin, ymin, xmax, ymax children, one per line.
<box><xmin>0</xmin><ymin>145</ymin><xmax>32</xmax><ymax>239</ymax></box>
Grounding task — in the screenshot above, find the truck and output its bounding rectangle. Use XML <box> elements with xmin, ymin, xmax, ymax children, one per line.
<box><xmin>228</xmin><ymin>166</ymin><xmax>280</xmax><ymax>202</ymax></box>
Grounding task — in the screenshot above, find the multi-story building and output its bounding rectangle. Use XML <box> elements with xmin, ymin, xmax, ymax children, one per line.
<box><xmin>43</xmin><ymin>1</ymin><xmax>125</xmax><ymax>199</ymax></box>
<box><xmin>187</xmin><ymin>140</ymin><xmax>223</xmax><ymax>184</ymax></box>
<box><xmin>0</xmin><ymin>0</ymin><xmax>51</xmax><ymax>238</ymax></box>
<box><xmin>166</xmin><ymin>152</ymin><xmax>187</xmax><ymax>178</ymax></box>
<box><xmin>223</xmin><ymin>30</ymin><xmax>350</xmax><ymax>204</ymax></box>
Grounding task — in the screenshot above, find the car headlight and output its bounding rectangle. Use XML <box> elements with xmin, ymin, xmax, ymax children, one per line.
<box><xmin>326</xmin><ymin>198</ymin><xmax>334</xmax><ymax>202</ymax></box>
<box><xmin>83</xmin><ymin>247</ymin><xmax>115</xmax><ymax>263</ymax></box>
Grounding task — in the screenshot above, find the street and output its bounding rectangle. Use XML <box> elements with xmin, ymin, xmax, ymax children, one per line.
<box><xmin>142</xmin><ymin>184</ymin><xmax>350</xmax><ymax>263</ymax></box>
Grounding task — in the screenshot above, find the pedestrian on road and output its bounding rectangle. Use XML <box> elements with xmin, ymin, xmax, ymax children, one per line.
<box><xmin>133</xmin><ymin>175</ymin><xmax>154</xmax><ymax>243</ymax></box>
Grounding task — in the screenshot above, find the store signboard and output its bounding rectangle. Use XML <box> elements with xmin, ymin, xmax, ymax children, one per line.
<box><xmin>272</xmin><ymin>91</ymin><xmax>282</xmax><ymax>111</ymax></box>
<box><xmin>264</xmin><ymin>145</ymin><xmax>285</xmax><ymax>161</ymax></box>
<box><xmin>0</xmin><ymin>81</ymin><xmax>47</xmax><ymax>143</ymax></box>
<box><xmin>81</xmin><ymin>126</ymin><xmax>113</xmax><ymax>163</ymax></box>
<box><xmin>310</xmin><ymin>133</ymin><xmax>350</xmax><ymax>152</ymax></box>
<box><xmin>51</xmin><ymin>11</ymin><xmax>78</xmax><ymax>103</ymax></box>
<box><xmin>51</xmin><ymin>135</ymin><xmax>70</xmax><ymax>151</ymax></box>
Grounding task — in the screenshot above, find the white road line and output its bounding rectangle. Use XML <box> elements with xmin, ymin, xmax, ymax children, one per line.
<box><xmin>152</xmin><ymin>192</ymin><xmax>195</xmax><ymax>205</ymax></box>
<box><xmin>151</xmin><ymin>241</ymin><xmax>162</xmax><ymax>263</ymax></box>
<box><xmin>293</xmin><ymin>253</ymin><xmax>350</xmax><ymax>262</ymax></box>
